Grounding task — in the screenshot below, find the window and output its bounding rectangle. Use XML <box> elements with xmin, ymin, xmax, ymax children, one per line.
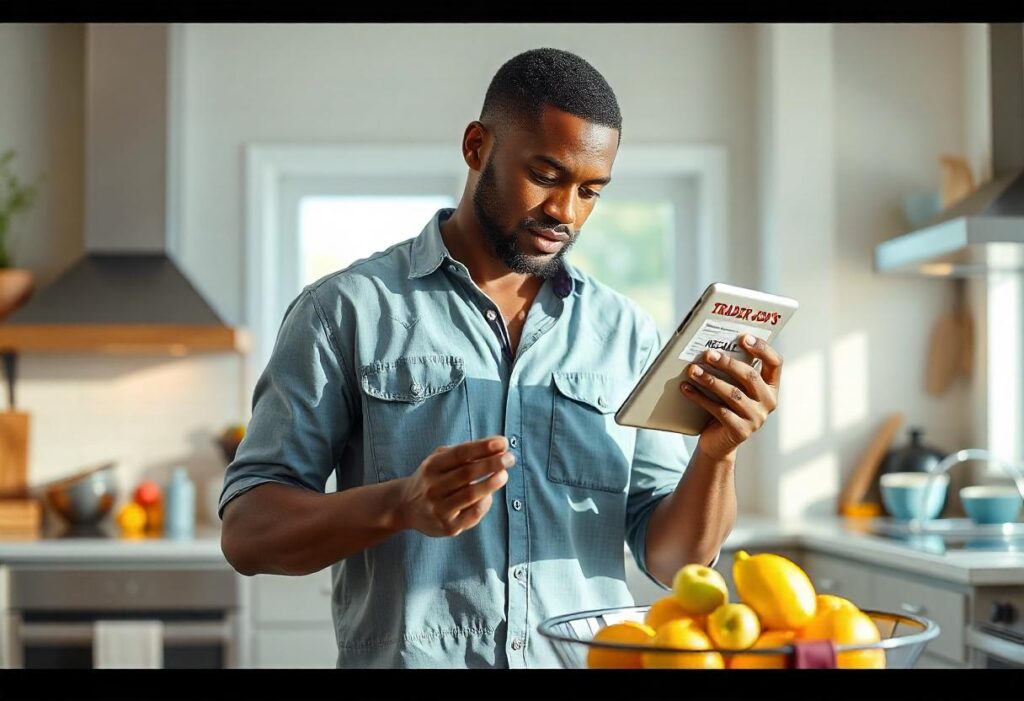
<box><xmin>299</xmin><ymin>195</ymin><xmax>455</xmax><ymax>287</ymax></box>
<box><xmin>570</xmin><ymin>176</ymin><xmax>698</xmax><ymax>341</ymax></box>
<box><xmin>247</xmin><ymin>144</ymin><xmax>724</xmax><ymax>393</ymax></box>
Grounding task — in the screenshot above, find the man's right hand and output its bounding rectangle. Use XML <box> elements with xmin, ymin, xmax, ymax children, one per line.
<box><xmin>395</xmin><ymin>435</ymin><xmax>515</xmax><ymax>538</ymax></box>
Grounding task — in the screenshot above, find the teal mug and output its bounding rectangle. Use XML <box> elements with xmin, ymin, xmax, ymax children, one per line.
<box><xmin>959</xmin><ymin>486</ymin><xmax>1022</xmax><ymax>525</ymax></box>
<box><xmin>880</xmin><ymin>472</ymin><xmax>949</xmax><ymax>521</ymax></box>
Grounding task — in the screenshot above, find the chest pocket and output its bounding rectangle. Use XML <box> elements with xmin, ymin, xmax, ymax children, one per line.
<box><xmin>547</xmin><ymin>372</ymin><xmax>633</xmax><ymax>493</ymax></box>
<box><xmin>360</xmin><ymin>355</ymin><xmax>472</xmax><ymax>482</ymax></box>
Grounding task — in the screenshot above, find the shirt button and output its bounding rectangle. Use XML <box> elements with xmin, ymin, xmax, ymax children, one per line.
<box><xmin>409</xmin><ymin>383</ymin><xmax>423</xmax><ymax>396</ymax></box>
<box><xmin>485</xmin><ymin>309</ymin><xmax>498</xmax><ymax>322</ymax></box>
<box><xmin>597</xmin><ymin>396</ymin><xmax>607</xmax><ymax>408</ymax></box>
<box><xmin>509</xmin><ymin>435</ymin><xmax>519</xmax><ymax>449</ymax></box>
<box><xmin>511</xmin><ymin>638</ymin><xmax>524</xmax><ymax>651</ymax></box>
<box><xmin>514</xmin><ymin>567</ymin><xmax>526</xmax><ymax>581</ymax></box>
<box><xmin>512</xmin><ymin>499</ymin><xmax>523</xmax><ymax>511</ymax></box>
<box><xmin>448</xmin><ymin>264</ymin><xmax>458</xmax><ymax>273</ymax></box>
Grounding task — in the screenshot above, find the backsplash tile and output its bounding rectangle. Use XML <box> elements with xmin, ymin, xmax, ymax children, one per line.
<box><xmin>17</xmin><ymin>354</ymin><xmax>245</xmax><ymax>526</ymax></box>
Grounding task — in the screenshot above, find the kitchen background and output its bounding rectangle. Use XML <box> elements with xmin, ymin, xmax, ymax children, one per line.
<box><xmin>0</xmin><ymin>21</ymin><xmax>1020</xmax><ymax>670</ymax></box>
<box><xmin>0</xmin><ymin>22</ymin><xmax>997</xmax><ymax>516</ymax></box>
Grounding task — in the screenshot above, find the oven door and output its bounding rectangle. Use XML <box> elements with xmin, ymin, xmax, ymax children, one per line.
<box><xmin>8</xmin><ymin>614</ymin><xmax>236</xmax><ymax>669</ymax></box>
<box><xmin>966</xmin><ymin>626</ymin><xmax>1024</xmax><ymax>669</ymax></box>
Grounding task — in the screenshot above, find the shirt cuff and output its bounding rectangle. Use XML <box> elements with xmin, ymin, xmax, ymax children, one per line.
<box><xmin>629</xmin><ymin>510</ymin><xmax>673</xmax><ymax>592</ymax></box>
<box><xmin>217</xmin><ymin>476</ymin><xmax>283</xmax><ymax>520</ymax></box>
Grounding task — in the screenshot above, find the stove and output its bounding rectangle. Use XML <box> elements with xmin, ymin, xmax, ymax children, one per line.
<box><xmin>968</xmin><ymin>587</ymin><xmax>1024</xmax><ymax>668</ymax></box>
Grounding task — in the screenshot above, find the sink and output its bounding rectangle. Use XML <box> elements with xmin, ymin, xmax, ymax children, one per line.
<box><xmin>868</xmin><ymin>517</ymin><xmax>1024</xmax><ymax>538</ymax></box>
<box><xmin>863</xmin><ymin>518</ymin><xmax>1024</xmax><ymax>554</ymax></box>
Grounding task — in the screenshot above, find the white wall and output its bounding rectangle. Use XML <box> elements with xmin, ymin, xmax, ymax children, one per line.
<box><xmin>177</xmin><ymin>23</ymin><xmax>761</xmax><ymax>321</ymax></box>
<box><xmin>0</xmin><ymin>24</ymin><xmax>83</xmax><ymax>287</ymax></box>
<box><xmin>832</xmin><ymin>23</ymin><xmax>971</xmax><ymax>495</ymax></box>
<box><xmin>0</xmin><ymin>24</ymin><xmax>240</xmax><ymax>527</ymax></box>
<box><xmin>753</xmin><ymin>24</ymin><xmax>839</xmax><ymax>519</ymax></box>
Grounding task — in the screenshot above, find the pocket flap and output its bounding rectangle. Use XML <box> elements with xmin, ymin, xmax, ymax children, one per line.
<box><xmin>360</xmin><ymin>355</ymin><xmax>465</xmax><ymax>403</ymax></box>
<box><xmin>551</xmin><ymin>372</ymin><xmax>618</xmax><ymax>414</ymax></box>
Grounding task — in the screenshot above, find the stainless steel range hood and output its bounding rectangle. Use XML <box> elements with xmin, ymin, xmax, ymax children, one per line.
<box><xmin>0</xmin><ymin>24</ymin><xmax>247</xmax><ymax>354</ymax></box>
<box><xmin>874</xmin><ymin>23</ymin><xmax>1024</xmax><ymax>276</ymax></box>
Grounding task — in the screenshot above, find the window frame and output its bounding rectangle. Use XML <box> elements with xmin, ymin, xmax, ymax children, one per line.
<box><xmin>244</xmin><ymin>144</ymin><xmax>727</xmax><ymax>393</ymax></box>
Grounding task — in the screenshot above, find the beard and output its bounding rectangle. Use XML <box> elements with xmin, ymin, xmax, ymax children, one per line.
<box><xmin>471</xmin><ymin>156</ymin><xmax>578</xmax><ymax>279</ymax></box>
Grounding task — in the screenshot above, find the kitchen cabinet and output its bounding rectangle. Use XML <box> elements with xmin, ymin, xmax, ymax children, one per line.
<box><xmin>247</xmin><ymin>569</ymin><xmax>337</xmax><ymax>668</ymax></box>
<box><xmin>801</xmin><ymin>552</ymin><xmax>873</xmax><ymax>608</ymax></box>
<box><xmin>871</xmin><ymin>566</ymin><xmax>967</xmax><ymax>665</ymax></box>
<box><xmin>783</xmin><ymin>550</ymin><xmax>969</xmax><ymax>668</ymax></box>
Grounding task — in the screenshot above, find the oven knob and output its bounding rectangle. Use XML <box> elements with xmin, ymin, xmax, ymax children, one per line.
<box><xmin>989</xmin><ymin>602</ymin><xmax>1016</xmax><ymax>624</ymax></box>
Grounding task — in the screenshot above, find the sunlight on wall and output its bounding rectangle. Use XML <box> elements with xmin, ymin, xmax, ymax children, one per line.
<box><xmin>778</xmin><ymin>351</ymin><xmax>826</xmax><ymax>455</ymax></box>
<box><xmin>830</xmin><ymin>330</ymin><xmax>869</xmax><ymax>431</ymax></box>
<box><xmin>778</xmin><ymin>451</ymin><xmax>840</xmax><ymax>519</ymax></box>
<box><xmin>987</xmin><ymin>272</ymin><xmax>1023</xmax><ymax>476</ymax></box>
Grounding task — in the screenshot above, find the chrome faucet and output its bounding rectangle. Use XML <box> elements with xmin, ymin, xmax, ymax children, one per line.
<box><xmin>909</xmin><ymin>448</ymin><xmax>1024</xmax><ymax>531</ymax></box>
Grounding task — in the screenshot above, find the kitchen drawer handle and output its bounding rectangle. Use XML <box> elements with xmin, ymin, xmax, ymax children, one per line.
<box><xmin>900</xmin><ymin>602</ymin><xmax>926</xmax><ymax>616</ymax></box>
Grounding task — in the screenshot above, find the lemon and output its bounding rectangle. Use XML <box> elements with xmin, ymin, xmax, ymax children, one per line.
<box><xmin>816</xmin><ymin>594</ymin><xmax>858</xmax><ymax>614</ymax></box>
<box><xmin>645</xmin><ymin>596</ymin><xmax>705</xmax><ymax>631</ymax></box>
<box><xmin>728</xmin><ymin>629</ymin><xmax>796</xmax><ymax>669</ymax></box>
<box><xmin>642</xmin><ymin>620</ymin><xmax>724</xmax><ymax>669</ymax></box>
<box><xmin>800</xmin><ymin>607</ymin><xmax>886</xmax><ymax>669</ymax></box>
<box><xmin>733</xmin><ymin>550</ymin><xmax>817</xmax><ymax>630</ymax></box>
<box><xmin>586</xmin><ymin>621</ymin><xmax>656</xmax><ymax>669</ymax></box>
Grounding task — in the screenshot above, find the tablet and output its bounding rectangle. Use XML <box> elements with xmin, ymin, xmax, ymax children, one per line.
<box><xmin>615</xmin><ymin>282</ymin><xmax>799</xmax><ymax>435</ymax></box>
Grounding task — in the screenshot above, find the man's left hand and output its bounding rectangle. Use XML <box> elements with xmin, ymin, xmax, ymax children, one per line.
<box><xmin>679</xmin><ymin>334</ymin><xmax>784</xmax><ymax>462</ymax></box>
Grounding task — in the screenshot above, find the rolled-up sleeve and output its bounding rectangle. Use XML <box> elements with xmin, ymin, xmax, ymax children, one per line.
<box><xmin>218</xmin><ymin>286</ymin><xmax>355</xmax><ymax>519</ymax></box>
<box><xmin>623</xmin><ymin>319</ymin><xmax>718</xmax><ymax>590</ymax></box>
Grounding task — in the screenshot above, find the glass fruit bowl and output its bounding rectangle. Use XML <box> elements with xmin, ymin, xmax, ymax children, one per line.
<box><xmin>537</xmin><ymin>605</ymin><xmax>939</xmax><ymax>669</ymax></box>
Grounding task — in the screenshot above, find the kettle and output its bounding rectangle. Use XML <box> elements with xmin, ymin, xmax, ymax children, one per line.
<box><xmin>878</xmin><ymin>427</ymin><xmax>948</xmax><ymax>514</ymax></box>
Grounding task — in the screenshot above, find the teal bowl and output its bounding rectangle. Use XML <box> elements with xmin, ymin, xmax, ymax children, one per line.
<box><xmin>880</xmin><ymin>472</ymin><xmax>949</xmax><ymax>521</ymax></box>
<box><xmin>960</xmin><ymin>486</ymin><xmax>1022</xmax><ymax>525</ymax></box>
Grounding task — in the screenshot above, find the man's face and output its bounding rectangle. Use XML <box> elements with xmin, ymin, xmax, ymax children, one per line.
<box><xmin>472</xmin><ymin>106</ymin><xmax>618</xmax><ymax>279</ymax></box>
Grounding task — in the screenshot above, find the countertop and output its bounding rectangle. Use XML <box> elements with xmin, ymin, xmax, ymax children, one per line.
<box><xmin>720</xmin><ymin>516</ymin><xmax>1024</xmax><ymax>586</ymax></box>
<box><xmin>0</xmin><ymin>516</ymin><xmax>1021</xmax><ymax>585</ymax></box>
<box><xmin>0</xmin><ymin>523</ymin><xmax>226</xmax><ymax>565</ymax></box>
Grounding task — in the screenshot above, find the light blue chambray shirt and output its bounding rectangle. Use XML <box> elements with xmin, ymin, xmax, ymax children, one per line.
<box><xmin>219</xmin><ymin>208</ymin><xmax>701</xmax><ymax>669</ymax></box>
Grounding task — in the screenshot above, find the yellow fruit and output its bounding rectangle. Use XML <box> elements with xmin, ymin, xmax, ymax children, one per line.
<box><xmin>642</xmin><ymin>620</ymin><xmax>724</xmax><ymax>669</ymax></box>
<box><xmin>116</xmin><ymin>502</ymin><xmax>147</xmax><ymax>536</ymax></box>
<box><xmin>707</xmin><ymin>603</ymin><xmax>761</xmax><ymax>650</ymax></box>
<box><xmin>645</xmin><ymin>596</ymin><xmax>704</xmax><ymax>631</ymax></box>
<box><xmin>816</xmin><ymin>594</ymin><xmax>858</xmax><ymax>614</ymax></box>
<box><xmin>586</xmin><ymin>621</ymin><xmax>656</xmax><ymax>669</ymax></box>
<box><xmin>672</xmin><ymin>563</ymin><xmax>729</xmax><ymax>616</ymax></box>
<box><xmin>794</xmin><ymin>594</ymin><xmax>860</xmax><ymax>638</ymax></box>
<box><xmin>800</xmin><ymin>607</ymin><xmax>886</xmax><ymax>669</ymax></box>
<box><xmin>728</xmin><ymin>630</ymin><xmax>796</xmax><ymax>669</ymax></box>
<box><xmin>733</xmin><ymin>550</ymin><xmax>817</xmax><ymax>630</ymax></box>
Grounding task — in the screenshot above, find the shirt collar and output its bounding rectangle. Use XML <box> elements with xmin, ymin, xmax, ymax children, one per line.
<box><xmin>409</xmin><ymin>208</ymin><xmax>585</xmax><ymax>298</ymax></box>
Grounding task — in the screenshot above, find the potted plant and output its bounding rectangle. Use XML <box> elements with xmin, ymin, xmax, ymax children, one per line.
<box><xmin>0</xmin><ymin>149</ymin><xmax>42</xmax><ymax>320</ymax></box>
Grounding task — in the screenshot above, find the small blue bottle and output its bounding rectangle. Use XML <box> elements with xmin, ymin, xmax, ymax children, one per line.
<box><xmin>165</xmin><ymin>467</ymin><xmax>196</xmax><ymax>539</ymax></box>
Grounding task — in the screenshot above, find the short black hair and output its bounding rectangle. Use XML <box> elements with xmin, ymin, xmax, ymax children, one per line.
<box><xmin>480</xmin><ymin>48</ymin><xmax>622</xmax><ymax>145</ymax></box>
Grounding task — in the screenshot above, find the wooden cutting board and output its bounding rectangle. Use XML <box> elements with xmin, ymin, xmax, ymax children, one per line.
<box><xmin>0</xmin><ymin>498</ymin><xmax>41</xmax><ymax>537</ymax></box>
<box><xmin>838</xmin><ymin>413</ymin><xmax>903</xmax><ymax>515</ymax></box>
<box><xmin>0</xmin><ymin>411</ymin><xmax>29</xmax><ymax>498</ymax></box>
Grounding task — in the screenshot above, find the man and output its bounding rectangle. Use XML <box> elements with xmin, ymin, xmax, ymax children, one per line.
<box><xmin>219</xmin><ymin>47</ymin><xmax>783</xmax><ymax>669</ymax></box>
